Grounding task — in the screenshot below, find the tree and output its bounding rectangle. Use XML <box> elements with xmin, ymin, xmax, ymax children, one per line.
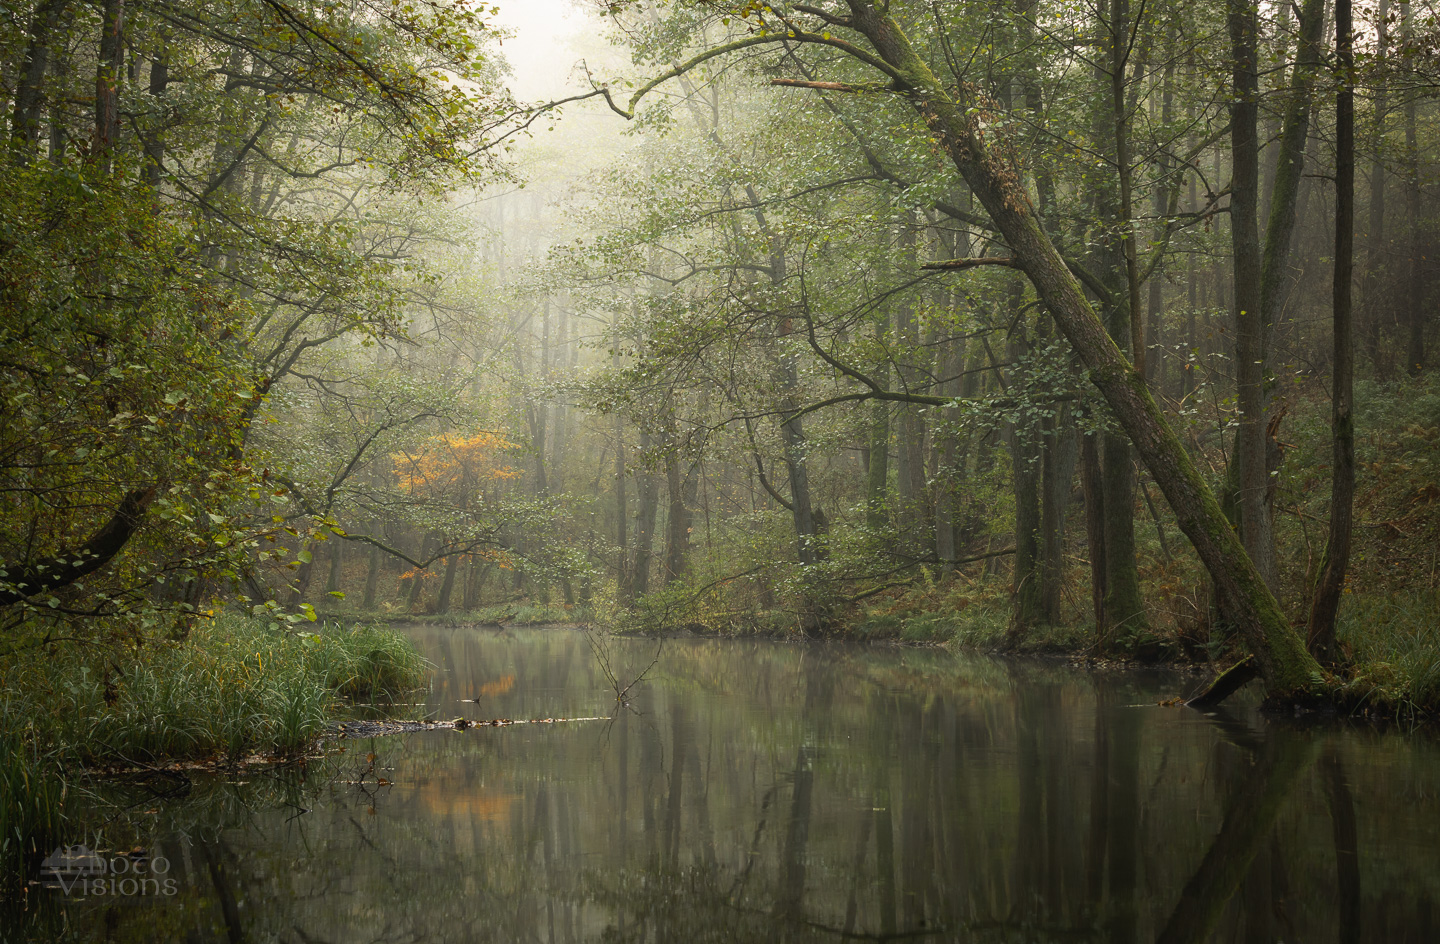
<box><xmin>0</xmin><ymin>0</ymin><xmax>527</xmax><ymax>632</ymax></box>
<box><xmin>390</xmin><ymin>430</ymin><xmax>519</xmax><ymax>612</ymax></box>
<box><xmin>1307</xmin><ymin>0</ymin><xmax>1357</xmax><ymax>657</ymax></box>
<box><xmin>594</xmin><ymin>0</ymin><xmax>1326</xmax><ymax>699</ymax></box>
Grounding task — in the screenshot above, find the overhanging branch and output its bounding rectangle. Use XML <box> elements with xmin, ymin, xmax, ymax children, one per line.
<box><xmin>0</xmin><ymin>487</ymin><xmax>157</xmax><ymax>608</ymax></box>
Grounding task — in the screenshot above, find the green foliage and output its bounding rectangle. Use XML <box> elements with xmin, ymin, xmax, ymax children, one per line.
<box><xmin>0</xmin><ymin>161</ymin><xmax>252</xmax><ymax>625</ymax></box>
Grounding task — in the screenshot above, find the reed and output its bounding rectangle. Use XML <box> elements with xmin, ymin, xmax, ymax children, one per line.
<box><xmin>0</xmin><ymin>613</ymin><xmax>428</xmax><ymax>882</ymax></box>
<box><xmin>1338</xmin><ymin>590</ymin><xmax>1440</xmax><ymax>715</ymax></box>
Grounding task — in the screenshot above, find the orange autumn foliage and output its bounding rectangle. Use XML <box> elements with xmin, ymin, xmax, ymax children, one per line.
<box><xmin>392</xmin><ymin>431</ymin><xmax>519</xmax><ymax>504</ymax></box>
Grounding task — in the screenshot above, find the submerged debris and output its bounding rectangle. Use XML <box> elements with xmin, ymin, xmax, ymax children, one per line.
<box><xmin>328</xmin><ymin>717</ymin><xmax>607</xmax><ymax>739</ymax></box>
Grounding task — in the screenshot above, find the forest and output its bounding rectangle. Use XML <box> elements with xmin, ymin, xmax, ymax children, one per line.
<box><xmin>1</xmin><ymin>0</ymin><xmax>1439</xmax><ymax>906</ymax></box>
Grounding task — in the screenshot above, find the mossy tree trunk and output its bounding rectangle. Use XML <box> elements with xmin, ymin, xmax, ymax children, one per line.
<box><xmin>830</xmin><ymin>1</ymin><xmax>1326</xmax><ymax>698</ymax></box>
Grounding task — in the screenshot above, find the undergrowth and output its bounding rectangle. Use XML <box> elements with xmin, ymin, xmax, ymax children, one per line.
<box><xmin>1336</xmin><ymin>590</ymin><xmax>1440</xmax><ymax>717</ymax></box>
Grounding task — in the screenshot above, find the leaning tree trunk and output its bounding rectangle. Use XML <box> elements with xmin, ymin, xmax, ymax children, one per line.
<box><xmin>1307</xmin><ymin>0</ymin><xmax>1357</xmax><ymax>658</ymax></box>
<box><xmin>832</xmin><ymin>0</ymin><xmax>1326</xmax><ymax>699</ymax></box>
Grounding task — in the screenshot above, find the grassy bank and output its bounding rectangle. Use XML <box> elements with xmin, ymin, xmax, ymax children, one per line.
<box><xmin>0</xmin><ymin>614</ymin><xmax>427</xmax><ymax>882</ymax></box>
<box><xmin>1336</xmin><ymin>590</ymin><xmax>1440</xmax><ymax>718</ymax></box>
<box><xmin>317</xmin><ymin>601</ymin><xmax>590</xmax><ymax>627</ymax></box>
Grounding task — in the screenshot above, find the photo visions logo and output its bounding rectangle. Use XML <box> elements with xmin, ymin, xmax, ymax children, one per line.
<box><xmin>39</xmin><ymin>845</ymin><xmax>179</xmax><ymax>898</ymax></box>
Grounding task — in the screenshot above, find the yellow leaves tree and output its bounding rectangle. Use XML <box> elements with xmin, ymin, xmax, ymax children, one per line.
<box><xmin>392</xmin><ymin>431</ymin><xmax>520</xmax><ymax>509</ymax></box>
<box><xmin>391</xmin><ymin>431</ymin><xmax>521</xmax><ymax>609</ymax></box>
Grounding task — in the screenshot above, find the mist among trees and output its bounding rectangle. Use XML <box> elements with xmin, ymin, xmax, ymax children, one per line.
<box><xmin>3</xmin><ymin>0</ymin><xmax>1439</xmax><ymax>713</ymax></box>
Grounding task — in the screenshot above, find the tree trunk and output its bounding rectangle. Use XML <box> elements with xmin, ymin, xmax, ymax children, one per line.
<box><xmin>406</xmin><ymin>533</ymin><xmax>436</xmax><ymax>610</ymax></box>
<box><xmin>866</xmin><ymin>381</ymin><xmax>890</xmax><ymax>532</ymax></box>
<box><xmin>1229</xmin><ymin>0</ymin><xmax>1278</xmax><ymax>590</ymax></box>
<box><xmin>1363</xmin><ymin>0</ymin><xmax>1390</xmax><ymax>365</ymax></box>
<box><xmin>1402</xmin><ymin>1</ymin><xmax>1425</xmax><ymax>375</ymax></box>
<box><xmin>1102</xmin><ymin>428</ymin><xmax>1146</xmax><ymax>639</ymax></box>
<box><xmin>47</xmin><ymin>33</ymin><xmax>69</xmax><ymax>164</ymax></box>
<box><xmin>94</xmin><ymin>0</ymin><xmax>124</xmax><ymax>169</ymax></box>
<box><xmin>628</xmin><ymin>431</ymin><xmax>660</xmax><ymax>599</ymax></box>
<box><xmin>363</xmin><ymin>541</ymin><xmax>381</xmax><ymax>609</ymax></box>
<box><xmin>463</xmin><ymin>558</ymin><xmax>489</xmax><ymax>612</ymax></box>
<box><xmin>1109</xmin><ymin>0</ymin><xmax>1146</xmax><ymax>381</ymax></box>
<box><xmin>1040</xmin><ymin>404</ymin><xmax>1078</xmax><ymax>624</ymax></box>
<box><xmin>1185</xmin><ymin>170</ymin><xmax>1199</xmax><ymax>398</ymax></box>
<box><xmin>551</xmin><ymin>305</ymin><xmax>571</xmax><ymax>492</ymax></box>
<box><xmin>1009</xmin><ymin>414</ymin><xmax>1044</xmax><ymax>637</ymax></box>
<box><xmin>325</xmin><ymin>538</ymin><xmax>342</xmax><ymax>595</ymax></box>
<box><xmin>1008</xmin><ymin>295</ymin><xmax>1043</xmax><ymax>639</ymax></box>
<box><xmin>779</xmin><ymin>374</ymin><xmax>819</xmax><ymax>567</ymax></box>
<box><xmin>1146</xmin><ymin>36</ymin><xmax>1176</xmax><ymax>393</ymax></box>
<box><xmin>436</xmin><ymin>552</ymin><xmax>461</xmax><ymax>614</ymax></box>
<box><xmin>142</xmin><ymin>49</ymin><xmax>169</xmax><ymax>186</ymax></box>
<box><xmin>894</xmin><ymin>212</ymin><xmax>928</xmax><ymax>548</ymax></box>
<box><xmin>1261</xmin><ymin>0</ymin><xmax>1326</xmax><ymax>379</ymax></box>
<box><xmin>935</xmin><ymin>334</ymin><xmax>964</xmax><ymax>568</ymax></box>
<box><xmin>9</xmin><ymin>0</ymin><xmax>70</xmax><ymax>160</ymax></box>
<box><xmin>836</xmin><ymin>1</ymin><xmax>1326</xmax><ymax>698</ymax></box>
<box><xmin>1089</xmin><ymin>3</ymin><xmax>1148</xmax><ymax>638</ymax></box>
<box><xmin>1081</xmin><ymin>427</ymin><xmax>1108</xmax><ymax>630</ymax></box>
<box><xmin>1307</xmin><ymin>0</ymin><xmax>1356</xmax><ymax>658</ymax></box>
<box><xmin>662</xmin><ymin>413</ymin><xmax>693</xmax><ymax>584</ymax></box>
<box><xmin>614</xmin><ymin>412</ymin><xmax>628</xmax><ymax>597</ymax></box>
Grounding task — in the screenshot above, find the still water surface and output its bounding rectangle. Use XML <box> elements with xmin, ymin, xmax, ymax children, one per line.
<box><xmin>18</xmin><ymin>626</ymin><xmax>1440</xmax><ymax>942</ymax></box>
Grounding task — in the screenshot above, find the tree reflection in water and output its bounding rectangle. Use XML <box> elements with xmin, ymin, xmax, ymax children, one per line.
<box><xmin>19</xmin><ymin>627</ymin><xmax>1440</xmax><ymax>943</ymax></box>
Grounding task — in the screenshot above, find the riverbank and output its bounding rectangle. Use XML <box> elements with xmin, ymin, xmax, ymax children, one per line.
<box><xmin>321</xmin><ymin>583</ymin><xmax>1440</xmax><ymax>719</ymax></box>
<box><xmin>0</xmin><ymin>614</ymin><xmax>427</xmax><ymax>885</ymax></box>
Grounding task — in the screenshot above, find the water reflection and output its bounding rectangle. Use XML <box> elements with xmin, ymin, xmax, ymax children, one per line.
<box><xmin>17</xmin><ymin>627</ymin><xmax>1440</xmax><ymax>943</ymax></box>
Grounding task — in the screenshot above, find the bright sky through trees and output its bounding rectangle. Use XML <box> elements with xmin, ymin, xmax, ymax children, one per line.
<box><xmin>493</xmin><ymin>0</ymin><xmax>588</xmax><ymax>99</ymax></box>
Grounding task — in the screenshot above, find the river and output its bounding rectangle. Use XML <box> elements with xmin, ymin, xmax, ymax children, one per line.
<box><xmin>16</xmin><ymin>625</ymin><xmax>1440</xmax><ymax>942</ymax></box>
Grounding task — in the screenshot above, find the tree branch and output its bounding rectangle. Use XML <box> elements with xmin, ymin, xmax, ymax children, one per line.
<box><xmin>0</xmin><ymin>487</ymin><xmax>157</xmax><ymax>608</ymax></box>
<box><xmin>920</xmin><ymin>256</ymin><xmax>1019</xmax><ymax>270</ymax></box>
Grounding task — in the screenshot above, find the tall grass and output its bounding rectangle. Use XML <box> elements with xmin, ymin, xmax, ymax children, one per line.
<box><xmin>1338</xmin><ymin>590</ymin><xmax>1440</xmax><ymax>714</ymax></box>
<box><xmin>0</xmin><ymin>613</ymin><xmax>428</xmax><ymax>881</ymax></box>
<box><xmin>0</xmin><ymin>725</ymin><xmax>65</xmax><ymax>880</ymax></box>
